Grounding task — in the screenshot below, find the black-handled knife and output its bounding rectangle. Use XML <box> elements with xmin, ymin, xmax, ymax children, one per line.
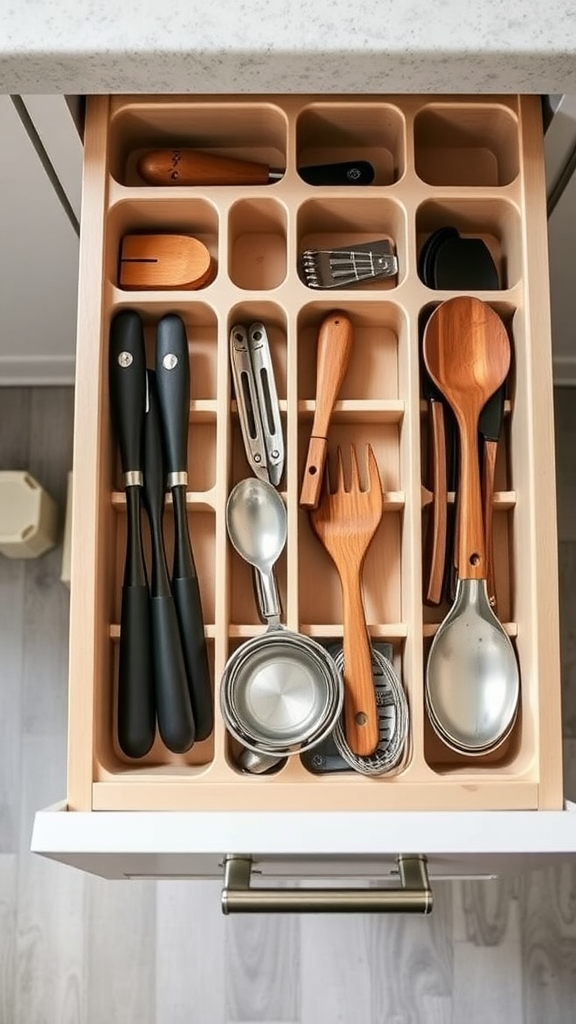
<box><xmin>298</xmin><ymin>160</ymin><xmax>375</xmax><ymax>186</ymax></box>
<box><xmin>155</xmin><ymin>314</ymin><xmax>214</xmax><ymax>741</ymax></box>
<box><xmin>109</xmin><ymin>310</ymin><xmax>155</xmax><ymax>759</ymax></box>
<box><xmin>143</xmin><ymin>371</ymin><xmax>196</xmax><ymax>753</ymax></box>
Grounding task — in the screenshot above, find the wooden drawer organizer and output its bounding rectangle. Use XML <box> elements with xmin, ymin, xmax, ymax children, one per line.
<box><xmin>68</xmin><ymin>94</ymin><xmax>562</xmax><ymax>812</ymax></box>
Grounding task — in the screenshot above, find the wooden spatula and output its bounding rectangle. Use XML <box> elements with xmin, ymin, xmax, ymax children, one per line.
<box><xmin>300</xmin><ymin>312</ymin><xmax>353</xmax><ymax>509</ymax></box>
<box><xmin>119</xmin><ymin>234</ymin><xmax>214</xmax><ymax>290</ymax></box>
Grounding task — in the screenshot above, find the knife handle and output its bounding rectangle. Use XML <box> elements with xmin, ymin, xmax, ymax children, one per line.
<box><xmin>117</xmin><ymin>581</ymin><xmax>156</xmax><ymax>758</ymax></box>
<box><xmin>299</xmin><ymin>160</ymin><xmax>375</xmax><ymax>186</ymax></box>
<box><xmin>171</xmin><ymin>575</ymin><xmax>213</xmax><ymax>741</ymax></box>
<box><xmin>151</xmin><ymin>595</ymin><xmax>196</xmax><ymax>752</ymax></box>
<box><xmin>423</xmin><ymin>400</ymin><xmax>447</xmax><ymax>606</ymax></box>
<box><xmin>155</xmin><ymin>314</ymin><xmax>190</xmax><ymax>477</ymax></box>
<box><xmin>109</xmin><ymin>310</ymin><xmax>147</xmax><ymax>475</ymax></box>
<box><xmin>138</xmin><ymin>149</ymin><xmax>271</xmax><ymax>187</ymax></box>
<box><xmin>482</xmin><ymin>439</ymin><xmax>498</xmax><ymax>612</ymax></box>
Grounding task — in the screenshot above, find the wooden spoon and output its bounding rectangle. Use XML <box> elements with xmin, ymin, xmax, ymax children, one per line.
<box><xmin>422</xmin><ymin>296</ymin><xmax>519</xmax><ymax>754</ymax></box>
<box><xmin>423</xmin><ymin>296</ymin><xmax>509</xmax><ymax>579</ymax></box>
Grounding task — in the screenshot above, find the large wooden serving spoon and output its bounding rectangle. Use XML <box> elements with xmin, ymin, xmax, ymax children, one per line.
<box><xmin>422</xmin><ymin>297</ymin><xmax>519</xmax><ymax>754</ymax></box>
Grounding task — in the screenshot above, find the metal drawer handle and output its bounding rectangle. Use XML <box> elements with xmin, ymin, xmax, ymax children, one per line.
<box><xmin>221</xmin><ymin>854</ymin><xmax>433</xmax><ymax>915</ymax></box>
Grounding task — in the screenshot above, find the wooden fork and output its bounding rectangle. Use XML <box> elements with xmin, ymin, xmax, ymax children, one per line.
<box><xmin>309</xmin><ymin>443</ymin><xmax>384</xmax><ymax>756</ymax></box>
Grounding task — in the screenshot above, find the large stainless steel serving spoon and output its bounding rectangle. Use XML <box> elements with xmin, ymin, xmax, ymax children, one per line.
<box><xmin>422</xmin><ymin>297</ymin><xmax>519</xmax><ymax>754</ymax></box>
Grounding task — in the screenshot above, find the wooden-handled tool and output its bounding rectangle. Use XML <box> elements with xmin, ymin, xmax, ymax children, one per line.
<box><xmin>299</xmin><ymin>312</ymin><xmax>353</xmax><ymax>510</ymax></box>
<box><xmin>137</xmin><ymin>149</ymin><xmax>375</xmax><ymax>187</ymax></box>
<box><xmin>119</xmin><ymin>235</ymin><xmax>214</xmax><ymax>290</ymax></box>
<box><xmin>309</xmin><ymin>444</ymin><xmax>383</xmax><ymax>756</ymax></box>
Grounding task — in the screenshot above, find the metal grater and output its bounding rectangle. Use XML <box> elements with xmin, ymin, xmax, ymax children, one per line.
<box><xmin>300</xmin><ymin>239</ymin><xmax>398</xmax><ymax>289</ymax></box>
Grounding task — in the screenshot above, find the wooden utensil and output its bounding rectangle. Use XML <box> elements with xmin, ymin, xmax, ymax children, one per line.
<box><xmin>423</xmin><ymin>297</ymin><xmax>510</xmax><ymax>579</ymax></box>
<box><xmin>119</xmin><ymin>234</ymin><xmax>214</xmax><ymax>290</ymax></box>
<box><xmin>309</xmin><ymin>443</ymin><xmax>383</xmax><ymax>756</ymax></box>
<box><xmin>137</xmin><ymin>149</ymin><xmax>375</xmax><ymax>187</ymax></box>
<box><xmin>422</xmin><ymin>296</ymin><xmax>517</xmax><ymax>756</ymax></box>
<box><xmin>299</xmin><ymin>311</ymin><xmax>353</xmax><ymax>510</ymax></box>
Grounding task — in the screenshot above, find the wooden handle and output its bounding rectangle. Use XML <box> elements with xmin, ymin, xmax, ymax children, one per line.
<box><xmin>341</xmin><ymin>572</ymin><xmax>379</xmax><ymax>756</ymax></box>
<box><xmin>299</xmin><ymin>312</ymin><xmax>354</xmax><ymax>509</ymax></box>
<box><xmin>137</xmin><ymin>149</ymin><xmax>271</xmax><ymax>186</ymax></box>
<box><xmin>456</xmin><ymin>409</ymin><xmax>486</xmax><ymax>580</ymax></box>
<box><xmin>299</xmin><ymin>436</ymin><xmax>328</xmax><ymax>509</ymax></box>
<box><xmin>119</xmin><ymin>234</ymin><xmax>213</xmax><ymax>290</ymax></box>
<box><xmin>482</xmin><ymin>439</ymin><xmax>498</xmax><ymax>610</ymax></box>
<box><xmin>423</xmin><ymin>400</ymin><xmax>447</xmax><ymax>606</ymax></box>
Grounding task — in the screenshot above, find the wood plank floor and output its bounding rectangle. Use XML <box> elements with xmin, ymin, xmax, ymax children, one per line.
<box><xmin>1</xmin><ymin>386</ymin><xmax>576</xmax><ymax>1023</ymax></box>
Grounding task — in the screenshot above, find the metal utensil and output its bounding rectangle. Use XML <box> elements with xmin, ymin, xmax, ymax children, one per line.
<box><xmin>423</xmin><ymin>296</ymin><xmax>519</xmax><ymax>754</ymax></box>
<box><xmin>331</xmin><ymin>646</ymin><xmax>409</xmax><ymax>775</ymax></box>
<box><xmin>300</xmin><ymin>642</ymin><xmax>409</xmax><ymax>776</ymax></box>
<box><xmin>300</xmin><ymin>239</ymin><xmax>398</xmax><ymax>289</ymax></box>
<box><xmin>230</xmin><ymin>322</ymin><xmax>284</xmax><ymax>487</ymax></box>
<box><xmin>309</xmin><ymin>444</ymin><xmax>383</xmax><ymax>757</ymax></box>
<box><xmin>108</xmin><ymin>310</ymin><xmax>155</xmax><ymax>760</ymax></box>
<box><xmin>155</xmin><ymin>314</ymin><xmax>213</xmax><ymax>741</ymax></box>
<box><xmin>222</xmin><ymin>478</ymin><xmax>343</xmax><ymax>755</ymax></box>
<box><xmin>143</xmin><ymin>371</ymin><xmax>195</xmax><ymax>753</ymax></box>
<box><xmin>300</xmin><ymin>311</ymin><xmax>353</xmax><ymax>510</ymax></box>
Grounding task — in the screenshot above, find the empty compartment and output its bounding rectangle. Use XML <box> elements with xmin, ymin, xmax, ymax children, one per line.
<box><xmin>297</xmin><ymin>301</ymin><xmax>404</xmax><ymax>402</ymax></box>
<box><xmin>296</xmin><ymin>102</ymin><xmax>405</xmax><ymax>185</ymax></box>
<box><xmin>228</xmin><ymin>198</ymin><xmax>287</xmax><ymax>290</ymax></box>
<box><xmin>107</xmin><ymin>198</ymin><xmax>219</xmax><ymax>290</ymax></box>
<box><xmin>109</xmin><ymin>100</ymin><xmax>288</xmax><ymax>187</ymax></box>
<box><xmin>297</xmin><ymin>422</ymin><xmax>403</xmax><ymax>629</ymax></box>
<box><xmin>298</xmin><ymin>198</ymin><xmax>405</xmax><ymax>290</ymax></box>
<box><xmin>416</xmin><ymin>199</ymin><xmax>522</xmax><ymax>290</ymax></box>
<box><xmin>414</xmin><ymin>103</ymin><xmax>519</xmax><ymax>186</ymax></box>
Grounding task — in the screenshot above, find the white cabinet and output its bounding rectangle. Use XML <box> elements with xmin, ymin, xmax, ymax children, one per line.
<box><xmin>0</xmin><ymin>96</ymin><xmax>79</xmax><ymax>385</ymax></box>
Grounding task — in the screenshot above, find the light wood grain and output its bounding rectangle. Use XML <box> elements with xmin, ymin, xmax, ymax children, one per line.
<box><xmin>85</xmin><ymin>876</ymin><xmax>156</xmax><ymax>1024</ymax></box>
<box><xmin>155</xmin><ymin>880</ymin><xmax>226</xmax><ymax>1024</ymax></box>
<box><xmin>226</xmin><ymin>911</ymin><xmax>300</xmax><ymax>1022</ymax></box>
<box><xmin>0</xmin><ymin>855</ymin><xmax>17</xmax><ymax>1023</ymax></box>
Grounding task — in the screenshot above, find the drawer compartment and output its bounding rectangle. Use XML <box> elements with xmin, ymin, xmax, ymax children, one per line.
<box><xmin>67</xmin><ymin>94</ymin><xmax>561</xmax><ymax>813</ymax></box>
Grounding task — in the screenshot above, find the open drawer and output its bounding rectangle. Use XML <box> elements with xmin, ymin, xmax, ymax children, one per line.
<box><xmin>32</xmin><ymin>94</ymin><xmax>576</xmax><ymax>886</ymax></box>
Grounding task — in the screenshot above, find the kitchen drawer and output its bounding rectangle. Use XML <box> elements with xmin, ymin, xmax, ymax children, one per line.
<box><xmin>68</xmin><ymin>94</ymin><xmax>562</xmax><ymax>814</ymax></box>
<box><xmin>33</xmin><ymin>94</ymin><xmax>576</xmax><ymax>884</ymax></box>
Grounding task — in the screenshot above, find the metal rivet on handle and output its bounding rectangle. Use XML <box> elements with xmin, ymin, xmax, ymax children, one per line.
<box><xmin>118</xmin><ymin>351</ymin><xmax>133</xmax><ymax>368</ymax></box>
<box><xmin>162</xmin><ymin>353</ymin><xmax>178</xmax><ymax>370</ymax></box>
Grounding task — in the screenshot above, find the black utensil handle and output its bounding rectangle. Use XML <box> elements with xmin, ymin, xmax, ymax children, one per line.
<box><xmin>155</xmin><ymin>314</ymin><xmax>190</xmax><ymax>475</ymax></box>
<box><xmin>299</xmin><ymin>160</ymin><xmax>375</xmax><ymax>186</ymax></box>
<box><xmin>152</xmin><ymin>595</ymin><xmax>196</xmax><ymax>753</ymax></box>
<box><xmin>143</xmin><ymin>370</ymin><xmax>172</xmax><ymax>599</ymax></box>
<box><xmin>109</xmin><ymin>309</ymin><xmax>147</xmax><ymax>474</ymax></box>
<box><xmin>118</xmin><ymin>583</ymin><xmax>155</xmax><ymax>759</ymax></box>
<box><xmin>172</xmin><ymin>574</ymin><xmax>213</xmax><ymax>741</ymax></box>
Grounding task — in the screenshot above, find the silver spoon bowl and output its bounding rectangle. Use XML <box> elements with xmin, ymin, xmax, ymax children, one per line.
<box><xmin>425</xmin><ymin>579</ymin><xmax>519</xmax><ymax>753</ymax></box>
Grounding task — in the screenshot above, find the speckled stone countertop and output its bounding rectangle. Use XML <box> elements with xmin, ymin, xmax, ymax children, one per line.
<box><xmin>2</xmin><ymin>0</ymin><xmax>576</xmax><ymax>94</ymax></box>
